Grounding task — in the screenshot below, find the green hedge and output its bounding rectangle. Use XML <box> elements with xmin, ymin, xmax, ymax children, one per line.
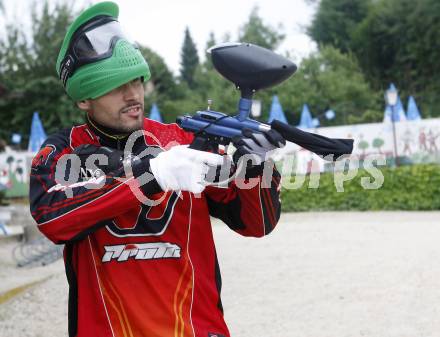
<box><xmin>0</xmin><ymin>190</ymin><xmax>7</xmax><ymax>206</ymax></box>
<box><xmin>280</xmin><ymin>164</ymin><xmax>440</xmax><ymax>211</ymax></box>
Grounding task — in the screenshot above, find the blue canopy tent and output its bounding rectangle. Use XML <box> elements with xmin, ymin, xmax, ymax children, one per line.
<box><xmin>149</xmin><ymin>103</ymin><xmax>163</xmax><ymax>122</ymax></box>
<box><xmin>406</xmin><ymin>96</ymin><xmax>421</xmax><ymax>120</ymax></box>
<box><xmin>298</xmin><ymin>104</ymin><xmax>314</xmax><ymax>128</ymax></box>
<box><xmin>396</xmin><ymin>96</ymin><xmax>407</xmax><ymax>121</ymax></box>
<box><xmin>267</xmin><ymin>95</ymin><xmax>288</xmax><ymax>124</ymax></box>
<box><xmin>28</xmin><ymin>111</ymin><xmax>47</xmax><ymax>152</ymax></box>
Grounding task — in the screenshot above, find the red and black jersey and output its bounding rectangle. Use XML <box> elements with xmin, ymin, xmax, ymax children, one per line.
<box><xmin>29</xmin><ymin>117</ymin><xmax>282</xmax><ymax>337</ymax></box>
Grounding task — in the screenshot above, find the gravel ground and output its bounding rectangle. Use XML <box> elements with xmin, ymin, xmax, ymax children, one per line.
<box><xmin>0</xmin><ymin>241</ymin><xmax>64</xmax><ymax>295</ymax></box>
<box><xmin>1</xmin><ymin>211</ymin><xmax>440</xmax><ymax>337</ymax></box>
<box><xmin>0</xmin><ymin>267</ymin><xmax>68</xmax><ymax>337</ymax></box>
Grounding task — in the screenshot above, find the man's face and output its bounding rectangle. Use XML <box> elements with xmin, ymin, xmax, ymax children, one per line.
<box><xmin>77</xmin><ymin>78</ymin><xmax>145</xmax><ymax>133</ymax></box>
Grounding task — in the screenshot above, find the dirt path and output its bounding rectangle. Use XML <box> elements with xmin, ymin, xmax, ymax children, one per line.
<box><xmin>1</xmin><ymin>212</ymin><xmax>440</xmax><ymax>337</ymax></box>
<box><xmin>217</xmin><ymin>212</ymin><xmax>440</xmax><ymax>337</ymax></box>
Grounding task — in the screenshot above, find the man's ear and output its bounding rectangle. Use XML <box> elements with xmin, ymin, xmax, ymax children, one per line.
<box><xmin>77</xmin><ymin>100</ymin><xmax>91</xmax><ymax>111</ymax></box>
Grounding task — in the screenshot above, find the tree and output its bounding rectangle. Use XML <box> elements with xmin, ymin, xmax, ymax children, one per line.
<box><xmin>205</xmin><ymin>32</ymin><xmax>217</xmax><ymax>51</ymax></box>
<box><xmin>0</xmin><ymin>1</ymin><xmax>80</xmax><ymax>142</ymax></box>
<box><xmin>138</xmin><ymin>45</ymin><xmax>192</xmax><ymax>122</ymax></box>
<box><xmin>203</xmin><ymin>32</ymin><xmax>217</xmax><ymax>70</ymax></box>
<box><xmin>351</xmin><ymin>0</ymin><xmax>440</xmax><ymax>117</ymax></box>
<box><xmin>358</xmin><ymin>139</ymin><xmax>369</xmax><ymax>156</ymax></box>
<box><xmin>30</xmin><ymin>2</ymin><xmax>74</xmax><ymax>78</ymax></box>
<box><xmin>238</xmin><ymin>6</ymin><xmax>285</xmax><ymax>50</ymax></box>
<box><xmin>155</xmin><ymin>60</ymin><xmax>240</xmax><ymax>125</ymax></box>
<box><xmin>272</xmin><ymin>46</ymin><xmax>380</xmax><ymax>126</ymax></box>
<box><xmin>373</xmin><ymin>137</ymin><xmax>385</xmax><ymax>153</ymax></box>
<box><xmin>308</xmin><ymin>0</ymin><xmax>370</xmax><ymax>53</ymax></box>
<box><xmin>307</xmin><ymin>0</ymin><xmax>440</xmax><ymax>119</ymax></box>
<box><xmin>139</xmin><ymin>45</ymin><xmax>178</xmax><ymax>99</ymax></box>
<box><xmin>180</xmin><ymin>27</ymin><xmax>199</xmax><ymax>89</ymax></box>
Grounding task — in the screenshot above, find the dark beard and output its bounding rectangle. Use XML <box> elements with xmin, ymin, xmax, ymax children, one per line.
<box><xmin>86</xmin><ymin>114</ymin><xmax>142</xmax><ymax>138</ymax></box>
<box><xmin>117</xmin><ymin>119</ymin><xmax>143</xmax><ymax>134</ymax></box>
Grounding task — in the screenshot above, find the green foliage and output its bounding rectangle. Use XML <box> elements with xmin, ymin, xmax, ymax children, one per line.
<box><xmin>141</xmin><ymin>42</ymin><xmax>239</xmax><ymax>124</ymax></box>
<box><xmin>351</xmin><ymin>0</ymin><xmax>440</xmax><ymax>118</ymax></box>
<box><xmin>193</xmin><ymin>64</ymin><xmax>240</xmax><ymax>113</ymax></box>
<box><xmin>0</xmin><ymin>190</ymin><xmax>7</xmax><ymax>206</ymax></box>
<box><xmin>0</xmin><ymin>1</ymin><xmax>80</xmax><ymax>143</ymax></box>
<box><xmin>5</xmin><ymin>1</ymin><xmax>438</xmax><ymax>138</ymax></box>
<box><xmin>308</xmin><ymin>0</ymin><xmax>440</xmax><ymax>120</ymax></box>
<box><xmin>205</xmin><ymin>32</ymin><xmax>217</xmax><ymax>50</ymax></box>
<box><xmin>154</xmin><ymin>63</ymin><xmax>240</xmax><ymax>124</ymax></box>
<box><xmin>238</xmin><ymin>7</ymin><xmax>285</xmax><ymax>50</ymax></box>
<box><xmin>372</xmin><ymin>137</ymin><xmax>384</xmax><ymax>151</ymax></box>
<box><xmin>281</xmin><ymin>164</ymin><xmax>440</xmax><ymax>211</ymax></box>
<box><xmin>351</xmin><ymin>0</ymin><xmax>414</xmax><ymax>86</ymax></box>
<box><xmin>147</xmin><ymin>7</ymin><xmax>287</xmax><ymax>124</ymax></box>
<box><xmin>180</xmin><ymin>27</ymin><xmax>199</xmax><ymax>89</ymax></box>
<box><xmin>346</xmin><ymin>109</ymin><xmax>383</xmax><ymax>125</ymax></box>
<box><xmin>140</xmin><ymin>45</ymin><xmax>189</xmax><ymax>121</ymax></box>
<box><xmin>204</xmin><ymin>32</ymin><xmax>217</xmax><ymax>71</ymax></box>
<box><xmin>139</xmin><ymin>46</ymin><xmax>179</xmax><ymax>99</ymax></box>
<box><xmin>358</xmin><ymin>139</ymin><xmax>369</xmax><ymax>153</ymax></box>
<box><xmin>272</xmin><ymin>46</ymin><xmax>380</xmax><ymax>126</ymax></box>
<box><xmin>308</xmin><ymin>0</ymin><xmax>370</xmax><ymax>53</ymax></box>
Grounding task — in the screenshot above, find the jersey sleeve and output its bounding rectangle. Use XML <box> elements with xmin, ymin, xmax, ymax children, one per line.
<box><xmin>29</xmin><ymin>130</ymin><xmax>162</xmax><ymax>244</ymax></box>
<box><xmin>204</xmin><ymin>161</ymin><xmax>282</xmax><ymax>237</ymax></box>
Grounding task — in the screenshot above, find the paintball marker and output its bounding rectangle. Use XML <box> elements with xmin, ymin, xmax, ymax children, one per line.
<box><xmin>176</xmin><ymin>42</ymin><xmax>353</xmax><ymax>159</ymax></box>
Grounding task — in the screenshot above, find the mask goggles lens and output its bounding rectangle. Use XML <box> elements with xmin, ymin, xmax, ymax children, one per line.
<box><xmin>73</xmin><ymin>20</ymin><xmax>129</xmax><ymax>58</ymax></box>
<box><xmin>60</xmin><ymin>17</ymin><xmax>137</xmax><ymax>87</ymax></box>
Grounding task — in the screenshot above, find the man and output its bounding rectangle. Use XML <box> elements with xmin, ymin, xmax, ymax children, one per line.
<box><xmin>30</xmin><ymin>2</ymin><xmax>285</xmax><ymax>336</ymax></box>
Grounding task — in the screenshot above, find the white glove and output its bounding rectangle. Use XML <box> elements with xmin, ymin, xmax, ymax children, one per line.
<box><xmin>149</xmin><ymin>145</ymin><xmax>224</xmax><ymax>194</ymax></box>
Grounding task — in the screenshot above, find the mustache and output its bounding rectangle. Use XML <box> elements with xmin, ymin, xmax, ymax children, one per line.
<box><xmin>120</xmin><ymin>102</ymin><xmax>143</xmax><ymax>113</ymax></box>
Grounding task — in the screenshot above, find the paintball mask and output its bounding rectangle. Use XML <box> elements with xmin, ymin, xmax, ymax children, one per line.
<box><xmin>56</xmin><ymin>2</ymin><xmax>150</xmax><ymax>101</ymax></box>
